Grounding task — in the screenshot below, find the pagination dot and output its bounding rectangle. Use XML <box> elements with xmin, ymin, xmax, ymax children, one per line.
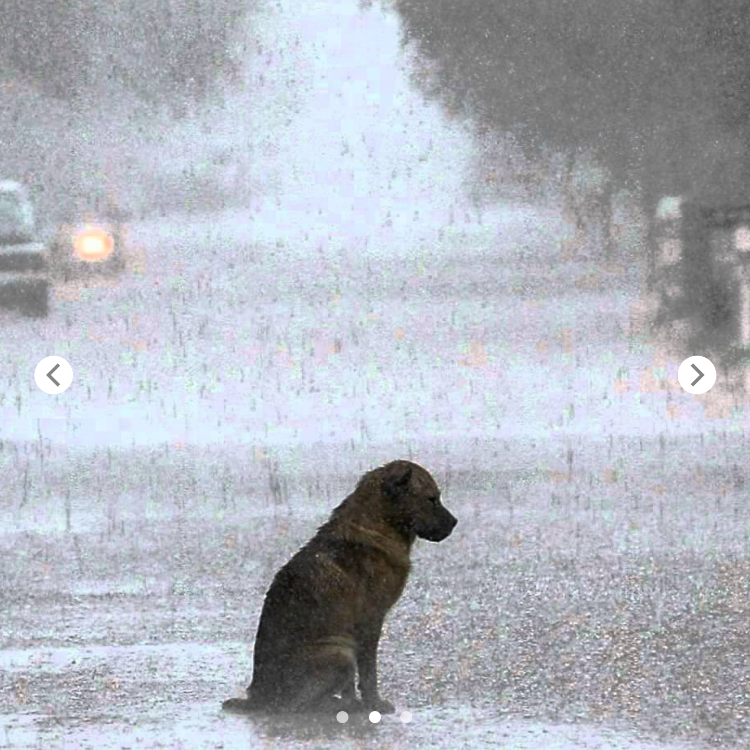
<box><xmin>368</xmin><ymin>710</ymin><xmax>381</xmax><ymax>723</ymax></box>
<box><xmin>336</xmin><ymin>710</ymin><xmax>348</xmax><ymax>724</ymax></box>
<box><xmin>400</xmin><ymin>710</ymin><xmax>412</xmax><ymax>724</ymax></box>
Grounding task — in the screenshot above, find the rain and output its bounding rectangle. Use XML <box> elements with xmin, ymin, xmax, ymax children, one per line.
<box><xmin>1</xmin><ymin>0</ymin><xmax>748</xmax><ymax>748</ymax></box>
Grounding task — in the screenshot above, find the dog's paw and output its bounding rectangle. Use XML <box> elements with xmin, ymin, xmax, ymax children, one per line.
<box><xmin>318</xmin><ymin>694</ymin><xmax>363</xmax><ymax>713</ymax></box>
<box><xmin>365</xmin><ymin>697</ymin><xmax>395</xmax><ymax>714</ymax></box>
<box><xmin>340</xmin><ymin>696</ymin><xmax>366</xmax><ymax>713</ymax></box>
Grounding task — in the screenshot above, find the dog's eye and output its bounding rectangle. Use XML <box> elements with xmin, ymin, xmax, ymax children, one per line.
<box><xmin>428</xmin><ymin>495</ymin><xmax>439</xmax><ymax>505</ymax></box>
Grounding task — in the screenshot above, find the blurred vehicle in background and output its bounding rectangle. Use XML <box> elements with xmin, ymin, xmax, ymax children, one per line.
<box><xmin>651</xmin><ymin>195</ymin><xmax>750</xmax><ymax>372</ymax></box>
<box><xmin>0</xmin><ymin>180</ymin><xmax>51</xmax><ymax>317</ymax></box>
<box><xmin>49</xmin><ymin>191</ymin><xmax>130</xmax><ymax>281</ymax></box>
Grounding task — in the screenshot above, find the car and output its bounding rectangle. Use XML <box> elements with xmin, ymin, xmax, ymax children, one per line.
<box><xmin>0</xmin><ymin>180</ymin><xmax>51</xmax><ymax>317</ymax></box>
<box><xmin>49</xmin><ymin>192</ymin><xmax>129</xmax><ymax>281</ymax></box>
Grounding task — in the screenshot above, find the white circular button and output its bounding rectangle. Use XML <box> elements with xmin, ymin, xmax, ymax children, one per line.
<box><xmin>678</xmin><ymin>356</ymin><xmax>716</xmax><ymax>395</ymax></box>
<box><xmin>34</xmin><ymin>356</ymin><xmax>73</xmax><ymax>394</ymax></box>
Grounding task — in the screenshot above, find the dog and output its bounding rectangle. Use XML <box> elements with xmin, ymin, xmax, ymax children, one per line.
<box><xmin>222</xmin><ymin>459</ymin><xmax>457</xmax><ymax>714</ymax></box>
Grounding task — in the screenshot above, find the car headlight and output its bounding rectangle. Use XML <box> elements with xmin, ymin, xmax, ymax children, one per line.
<box><xmin>73</xmin><ymin>226</ymin><xmax>114</xmax><ymax>261</ymax></box>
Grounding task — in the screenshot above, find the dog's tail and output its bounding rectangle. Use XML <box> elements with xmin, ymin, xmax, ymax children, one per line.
<box><xmin>222</xmin><ymin>690</ymin><xmax>267</xmax><ymax>714</ymax></box>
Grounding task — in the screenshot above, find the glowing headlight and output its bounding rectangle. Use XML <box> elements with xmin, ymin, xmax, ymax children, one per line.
<box><xmin>73</xmin><ymin>226</ymin><xmax>114</xmax><ymax>261</ymax></box>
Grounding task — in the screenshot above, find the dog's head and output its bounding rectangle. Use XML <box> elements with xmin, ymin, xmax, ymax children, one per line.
<box><xmin>380</xmin><ymin>460</ymin><xmax>457</xmax><ymax>542</ymax></box>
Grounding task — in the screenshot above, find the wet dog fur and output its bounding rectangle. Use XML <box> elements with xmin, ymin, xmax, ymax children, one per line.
<box><xmin>222</xmin><ymin>459</ymin><xmax>457</xmax><ymax>715</ymax></box>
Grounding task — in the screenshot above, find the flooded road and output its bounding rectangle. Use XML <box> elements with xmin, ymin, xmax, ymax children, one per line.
<box><xmin>1</xmin><ymin>1</ymin><xmax>749</xmax><ymax>748</ymax></box>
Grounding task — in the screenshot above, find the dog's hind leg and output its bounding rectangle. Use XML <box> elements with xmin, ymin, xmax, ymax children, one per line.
<box><xmin>285</xmin><ymin>649</ymin><xmax>359</xmax><ymax>713</ymax></box>
<box><xmin>335</xmin><ymin>669</ymin><xmax>366</xmax><ymax>712</ymax></box>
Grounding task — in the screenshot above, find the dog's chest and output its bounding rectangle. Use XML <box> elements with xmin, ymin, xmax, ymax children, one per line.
<box><xmin>357</xmin><ymin>551</ymin><xmax>410</xmax><ymax>610</ymax></box>
<box><xmin>312</xmin><ymin>534</ymin><xmax>411</xmax><ymax>614</ymax></box>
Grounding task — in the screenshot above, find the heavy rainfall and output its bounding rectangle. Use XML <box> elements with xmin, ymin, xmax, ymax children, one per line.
<box><xmin>0</xmin><ymin>1</ymin><xmax>748</xmax><ymax>748</ymax></box>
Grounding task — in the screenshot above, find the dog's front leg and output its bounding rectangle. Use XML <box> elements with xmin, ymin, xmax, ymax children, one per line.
<box><xmin>357</xmin><ymin>620</ymin><xmax>395</xmax><ymax>714</ymax></box>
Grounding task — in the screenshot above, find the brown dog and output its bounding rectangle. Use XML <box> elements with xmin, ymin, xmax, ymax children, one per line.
<box><xmin>222</xmin><ymin>459</ymin><xmax>457</xmax><ymax>714</ymax></box>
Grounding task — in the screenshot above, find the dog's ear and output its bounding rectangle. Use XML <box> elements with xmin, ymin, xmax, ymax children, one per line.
<box><xmin>381</xmin><ymin>461</ymin><xmax>412</xmax><ymax>498</ymax></box>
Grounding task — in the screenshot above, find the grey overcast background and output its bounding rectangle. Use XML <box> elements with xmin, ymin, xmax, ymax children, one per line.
<box><xmin>1</xmin><ymin>1</ymin><xmax>748</xmax><ymax>748</ymax></box>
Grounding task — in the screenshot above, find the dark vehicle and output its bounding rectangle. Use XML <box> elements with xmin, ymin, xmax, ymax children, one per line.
<box><xmin>0</xmin><ymin>180</ymin><xmax>50</xmax><ymax>317</ymax></box>
<box><xmin>650</xmin><ymin>198</ymin><xmax>750</xmax><ymax>376</ymax></box>
<box><xmin>49</xmin><ymin>192</ymin><xmax>129</xmax><ymax>281</ymax></box>
<box><xmin>651</xmin><ymin>196</ymin><xmax>750</xmax><ymax>370</ymax></box>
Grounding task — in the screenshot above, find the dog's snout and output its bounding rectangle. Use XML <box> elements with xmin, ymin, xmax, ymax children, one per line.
<box><xmin>430</xmin><ymin>508</ymin><xmax>457</xmax><ymax>541</ymax></box>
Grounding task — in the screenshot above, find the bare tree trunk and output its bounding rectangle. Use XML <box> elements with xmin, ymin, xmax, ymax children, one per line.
<box><xmin>639</xmin><ymin>181</ymin><xmax>660</xmax><ymax>291</ymax></box>
<box><xmin>598</xmin><ymin>180</ymin><xmax>616</xmax><ymax>260</ymax></box>
<box><xmin>562</xmin><ymin>151</ymin><xmax>587</xmax><ymax>236</ymax></box>
<box><xmin>562</xmin><ymin>151</ymin><xmax>619</xmax><ymax>259</ymax></box>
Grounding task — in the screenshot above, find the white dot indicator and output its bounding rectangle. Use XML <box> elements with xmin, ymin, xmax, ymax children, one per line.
<box><xmin>368</xmin><ymin>710</ymin><xmax>381</xmax><ymax>723</ymax></box>
<box><xmin>336</xmin><ymin>710</ymin><xmax>348</xmax><ymax>724</ymax></box>
<box><xmin>400</xmin><ymin>710</ymin><xmax>412</xmax><ymax>724</ymax></box>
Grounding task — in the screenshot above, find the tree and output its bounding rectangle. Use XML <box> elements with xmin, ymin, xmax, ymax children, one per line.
<box><xmin>0</xmin><ymin>0</ymin><xmax>253</xmax><ymax>112</ymax></box>
<box><xmin>392</xmin><ymin>0</ymin><xmax>750</xmax><ymax>212</ymax></box>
